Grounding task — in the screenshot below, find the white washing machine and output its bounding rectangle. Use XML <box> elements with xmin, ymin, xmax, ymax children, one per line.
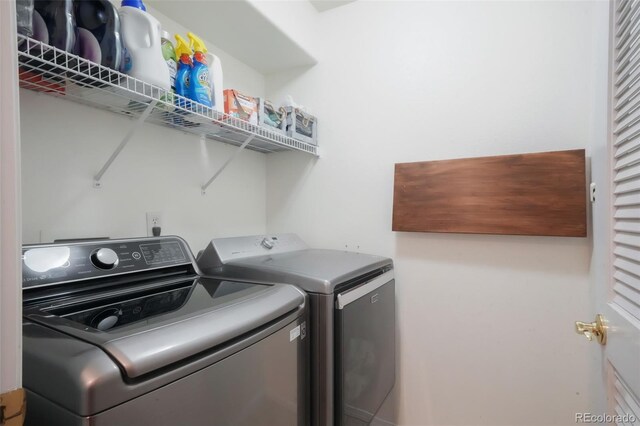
<box><xmin>22</xmin><ymin>236</ymin><xmax>309</xmax><ymax>425</ymax></box>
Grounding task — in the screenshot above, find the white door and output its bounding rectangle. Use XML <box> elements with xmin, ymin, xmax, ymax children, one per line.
<box><xmin>590</xmin><ymin>0</ymin><xmax>640</xmax><ymax>423</ymax></box>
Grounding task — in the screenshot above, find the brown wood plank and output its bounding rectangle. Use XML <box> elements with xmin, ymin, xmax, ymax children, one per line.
<box><xmin>392</xmin><ymin>149</ymin><xmax>587</xmax><ymax>237</ymax></box>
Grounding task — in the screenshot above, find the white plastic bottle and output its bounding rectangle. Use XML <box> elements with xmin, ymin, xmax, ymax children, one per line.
<box><xmin>118</xmin><ymin>0</ymin><xmax>170</xmax><ymax>91</ymax></box>
<box><xmin>206</xmin><ymin>52</ymin><xmax>224</xmax><ymax>114</ymax></box>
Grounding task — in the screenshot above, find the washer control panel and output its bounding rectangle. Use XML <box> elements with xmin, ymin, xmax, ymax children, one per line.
<box><xmin>22</xmin><ymin>237</ymin><xmax>191</xmax><ymax>289</ymax></box>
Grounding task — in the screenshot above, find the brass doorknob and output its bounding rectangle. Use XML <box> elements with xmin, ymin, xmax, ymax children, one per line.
<box><xmin>575</xmin><ymin>314</ymin><xmax>607</xmax><ymax>345</ymax></box>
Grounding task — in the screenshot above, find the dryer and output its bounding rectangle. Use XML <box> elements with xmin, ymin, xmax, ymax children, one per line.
<box><xmin>198</xmin><ymin>234</ymin><xmax>395</xmax><ymax>426</ymax></box>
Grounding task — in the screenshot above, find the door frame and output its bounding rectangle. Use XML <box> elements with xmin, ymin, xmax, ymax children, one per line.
<box><xmin>0</xmin><ymin>0</ymin><xmax>23</xmax><ymax>393</ymax></box>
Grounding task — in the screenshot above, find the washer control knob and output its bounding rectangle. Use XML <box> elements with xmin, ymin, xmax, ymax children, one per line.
<box><xmin>91</xmin><ymin>248</ymin><xmax>119</xmax><ymax>270</ymax></box>
<box><xmin>261</xmin><ymin>238</ymin><xmax>274</xmax><ymax>250</ymax></box>
<box><xmin>96</xmin><ymin>315</ymin><xmax>119</xmax><ymax>331</ymax></box>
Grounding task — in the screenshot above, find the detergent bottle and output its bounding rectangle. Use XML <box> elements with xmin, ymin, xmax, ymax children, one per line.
<box><xmin>16</xmin><ymin>0</ymin><xmax>33</xmax><ymax>39</ymax></box>
<box><xmin>161</xmin><ymin>31</ymin><xmax>177</xmax><ymax>92</ymax></box>
<box><xmin>206</xmin><ymin>52</ymin><xmax>224</xmax><ymax>113</ymax></box>
<box><xmin>34</xmin><ymin>0</ymin><xmax>77</xmax><ymax>52</ymax></box>
<box><xmin>118</xmin><ymin>0</ymin><xmax>170</xmax><ymax>90</ymax></box>
<box><xmin>174</xmin><ymin>34</ymin><xmax>192</xmax><ymax>108</ymax></box>
<box><xmin>75</xmin><ymin>0</ymin><xmax>124</xmax><ymax>70</ymax></box>
<box><xmin>187</xmin><ymin>32</ymin><xmax>212</xmax><ymax>108</ymax></box>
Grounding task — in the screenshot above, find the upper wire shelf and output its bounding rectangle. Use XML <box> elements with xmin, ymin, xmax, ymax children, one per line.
<box><xmin>16</xmin><ymin>34</ymin><xmax>318</xmax><ymax>156</ymax></box>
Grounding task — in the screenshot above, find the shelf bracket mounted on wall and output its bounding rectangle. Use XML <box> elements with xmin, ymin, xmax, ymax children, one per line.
<box><xmin>93</xmin><ymin>100</ymin><xmax>158</xmax><ymax>188</ymax></box>
<box><xmin>201</xmin><ymin>134</ymin><xmax>255</xmax><ymax>195</ymax></box>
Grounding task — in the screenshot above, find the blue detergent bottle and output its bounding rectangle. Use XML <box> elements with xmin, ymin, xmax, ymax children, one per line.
<box><xmin>187</xmin><ymin>32</ymin><xmax>212</xmax><ymax>108</ymax></box>
<box><xmin>174</xmin><ymin>34</ymin><xmax>192</xmax><ymax>108</ymax></box>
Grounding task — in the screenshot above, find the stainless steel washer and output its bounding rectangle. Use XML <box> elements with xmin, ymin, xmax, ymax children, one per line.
<box><xmin>198</xmin><ymin>234</ymin><xmax>395</xmax><ymax>426</ymax></box>
<box><xmin>22</xmin><ymin>236</ymin><xmax>308</xmax><ymax>426</ymax></box>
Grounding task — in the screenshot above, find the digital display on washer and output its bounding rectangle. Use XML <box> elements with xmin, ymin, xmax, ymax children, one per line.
<box><xmin>140</xmin><ymin>242</ymin><xmax>186</xmax><ymax>265</ymax></box>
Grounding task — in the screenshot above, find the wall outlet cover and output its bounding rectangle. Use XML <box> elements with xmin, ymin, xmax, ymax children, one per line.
<box><xmin>146</xmin><ymin>212</ymin><xmax>163</xmax><ymax>237</ymax></box>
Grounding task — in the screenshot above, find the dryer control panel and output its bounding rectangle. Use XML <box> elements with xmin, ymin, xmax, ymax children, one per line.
<box><xmin>22</xmin><ymin>237</ymin><xmax>192</xmax><ymax>289</ymax></box>
<box><xmin>203</xmin><ymin>233</ymin><xmax>309</xmax><ymax>265</ymax></box>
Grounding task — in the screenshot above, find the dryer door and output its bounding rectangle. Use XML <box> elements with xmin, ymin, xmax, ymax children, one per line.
<box><xmin>335</xmin><ymin>271</ymin><xmax>395</xmax><ymax>426</ymax></box>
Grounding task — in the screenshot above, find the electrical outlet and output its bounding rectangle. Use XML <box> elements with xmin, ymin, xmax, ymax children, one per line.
<box><xmin>146</xmin><ymin>212</ymin><xmax>163</xmax><ymax>237</ymax></box>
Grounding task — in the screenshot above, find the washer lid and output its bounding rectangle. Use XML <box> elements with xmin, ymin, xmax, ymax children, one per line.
<box><xmin>25</xmin><ymin>277</ymin><xmax>305</xmax><ymax>379</ymax></box>
<box><xmin>217</xmin><ymin>249</ymin><xmax>392</xmax><ymax>294</ymax></box>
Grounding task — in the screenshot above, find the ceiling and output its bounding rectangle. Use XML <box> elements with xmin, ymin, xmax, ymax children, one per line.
<box><xmin>309</xmin><ymin>0</ymin><xmax>357</xmax><ymax>12</ymax></box>
<box><xmin>150</xmin><ymin>0</ymin><xmax>356</xmax><ymax>73</ymax></box>
<box><xmin>149</xmin><ymin>0</ymin><xmax>318</xmax><ymax>74</ymax></box>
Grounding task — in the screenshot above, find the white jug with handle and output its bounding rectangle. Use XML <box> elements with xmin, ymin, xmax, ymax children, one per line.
<box><xmin>119</xmin><ymin>0</ymin><xmax>170</xmax><ymax>92</ymax></box>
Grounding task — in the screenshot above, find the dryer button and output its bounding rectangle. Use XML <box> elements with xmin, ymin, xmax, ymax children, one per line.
<box><xmin>261</xmin><ymin>238</ymin><xmax>274</xmax><ymax>249</ymax></box>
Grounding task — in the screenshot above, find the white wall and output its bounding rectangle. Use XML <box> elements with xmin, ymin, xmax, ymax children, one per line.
<box><xmin>21</xmin><ymin>8</ymin><xmax>268</xmax><ymax>253</ymax></box>
<box><xmin>266</xmin><ymin>1</ymin><xmax>607</xmax><ymax>425</ymax></box>
<box><xmin>19</xmin><ymin>1</ymin><xmax>609</xmax><ymax>424</ymax></box>
<box><xmin>20</xmin><ymin>91</ymin><xmax>267</xmax><ymax>252</ymax></box>
<box><xmin>248</xmin><ymin>0</ymin><xmax>320</xmax><ymax>55</ymax></box>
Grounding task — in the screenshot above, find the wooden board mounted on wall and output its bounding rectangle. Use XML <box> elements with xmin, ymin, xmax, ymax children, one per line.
<box><xmin>392</xmin><ymin>149</ymin><xmax>587</xmax><ymax>237</ymax></box>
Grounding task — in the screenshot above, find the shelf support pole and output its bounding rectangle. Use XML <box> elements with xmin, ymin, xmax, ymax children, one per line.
<box><xmin>93</xmin><ymin>100</ymin><xmax>158</xmax><ymax>188</ymax></box>
<box><xmin>201</xmin><ymin>134</ymin><xmax>255</xmax><ymax>195</ymax></box>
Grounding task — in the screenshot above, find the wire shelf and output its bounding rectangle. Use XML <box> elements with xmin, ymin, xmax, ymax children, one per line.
<box><xmin>16</xmin><ymin>34</ymin><xmax>318</xmax><ymax>156</ymax></box>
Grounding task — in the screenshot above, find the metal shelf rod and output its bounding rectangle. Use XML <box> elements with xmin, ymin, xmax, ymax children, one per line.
<box><xmin>201</xmin><ymin>134</ymin><xmax>255</xmax><ymax>195</ymax></box>
<box><xmin>93</xmin><ymin>100</ymin><xmax>157</xmax><ymax>187</ymax></box>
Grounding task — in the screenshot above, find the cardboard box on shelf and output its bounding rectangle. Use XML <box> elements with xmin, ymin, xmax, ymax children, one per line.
<box><xmin>0</xmin><ymin>388</ymin><xmax>26</xmax><ymax>426</ymax></box>
<box><xmin>224</xmin><ymin>89</ymin><xmax>258</xmax><ymax>125</ymax></box>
